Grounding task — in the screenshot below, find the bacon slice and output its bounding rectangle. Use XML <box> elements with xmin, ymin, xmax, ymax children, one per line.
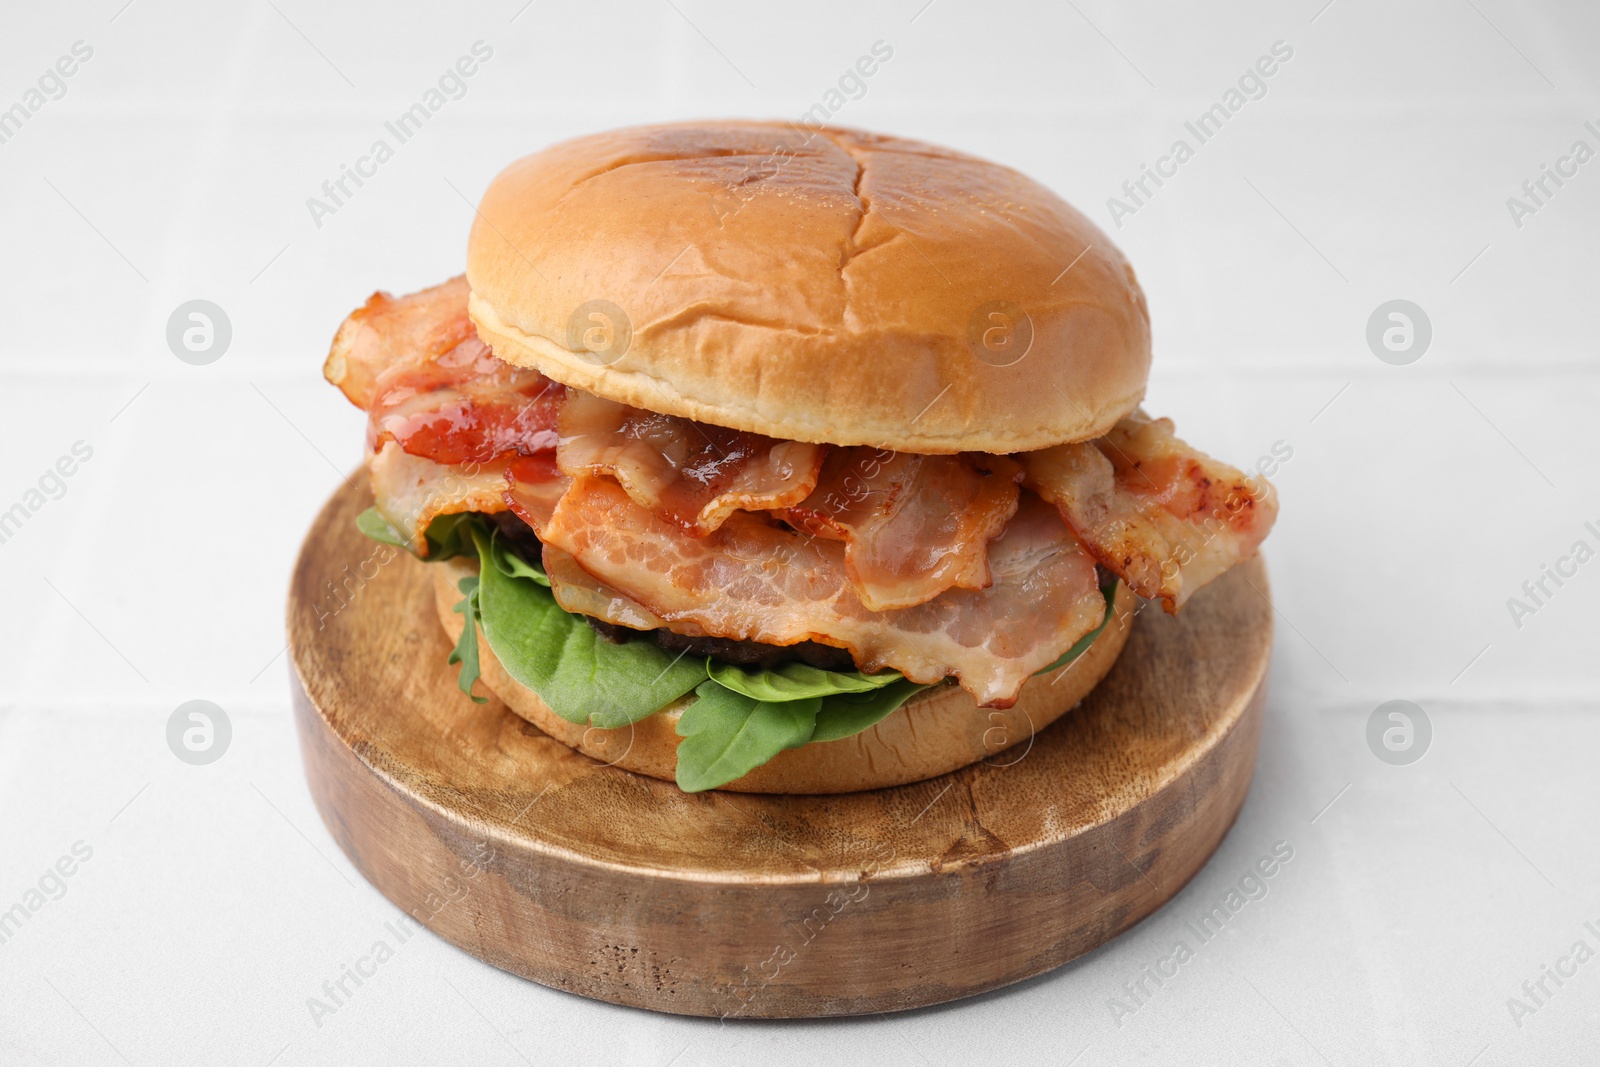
<box><xmin>324</xmin><ymin>276</ymin><xmax>478</xmax><ymax>411</ymax></box>
<box><xmin>542</xmin><ymin>544</ymin><xmax>678</xmax><ymax>633</ymax></box>
<box><xmin>324</xmin><ymin>274</ymin><xmax>561</xmax><ymax>466</ymax></box>
<box><xmin>503</xmin><ymin>453</ymin><xmax>571</xmax><ymax>535</ymax></box>
<box><xmin>540</xmin><ymin>475</ymin><xmax>1106</xmax><ymax>707</ymax></box>
<box><xmin>777</xmin><ymin>449</ymin><xmax>1022</xmax><ymax>611</ymax></box>
<box><xmin>368</xmin><ymin>336</ymin><xmax>561</xmax><ymax>465</ymax></box>
<box><xmin>326</xmin><ymin>276</ymin><xmax>567</xmax><ymax>550</ymax></box>
<box><xmin>1021</xmin><ymin>410</ymin><xmax>1277</xmax><ymax>612</ymax></box>
<box><xmin>368</xmin><ymin>441</ymin><xmax>512</xmax><ymax>552</ymax></box>
<box><xmin>556</xmin><ymin>390</ymin><xmax>823</xmax><ymax>536</ymax></box>
<box><xmin>329</xmin><ymin>275</ymin><xmax>1274</xmax><ymax>704</ymax></box>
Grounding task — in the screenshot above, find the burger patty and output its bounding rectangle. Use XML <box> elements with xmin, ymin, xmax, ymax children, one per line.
<box><xmin>490</xmin><ymin>513</ymin><xmax>857</xmax><ymax>672</ymax></box>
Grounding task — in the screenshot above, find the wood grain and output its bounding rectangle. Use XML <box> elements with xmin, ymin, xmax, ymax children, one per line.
<box><xmin>288</xmin><ymin>479</ymin><xmax>1273</xmax><ymax>1018</ymax></box>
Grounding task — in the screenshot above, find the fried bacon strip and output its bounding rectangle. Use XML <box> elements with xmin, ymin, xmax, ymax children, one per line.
<box><xmin>777</xmin><ymin>449</ymin><xmax>1023</xmax><ymax>611</ymax></box>
<box><xmin>503</xmin><ymin>453</ymin><xmax>570</xmax><ymax>534</ymax></box>
<box><xmin>367</xmin><ymin>336</ymin><xmax>560</xmax><ymax>465</ymax></box>
<box><xmin>556</xmin><ymin>389</ymin><xmax>823</xmax><ymax>536</ymax></box>
<box><xmin>325</xmin><ymin>273</ymin><xmax>561</xmax><ymax>467</ymax></box>
<box><xmin>329</xmin><ymin>277</ymin><xmax>1276</xmax><ymax>692</ymax></box>
<box><xmin>325</xmin><ymin>277</ymin><xmax>564</xmax><ymax>550</ymax></box>
<box><xmin>367</xmin><ymin>441</ymin><xmax>514</xmax><ymax>551</ymax></box>
<box><xmin>542</xmin><ymin>544</ymin><xmax>676</xmax><ymax>633</ymax></box>
<box><xmin>539</xmin><ymin>475</ymin><xmax>1107</xmax><ymax>707</ymax></box>
<box><xmin>1021</xmin><ymin>410</ymin><xmax>1277</xmax><ymax>612</ymax></box>
<box><xmin>558</xmin><ymin>394</ymin><xmax>1023</xmax><ymax>610</ymax></box>
<box><xmin>324</xmin><ymin>275</ymin><xmax>478</xmax><ymax>411</ymax></box>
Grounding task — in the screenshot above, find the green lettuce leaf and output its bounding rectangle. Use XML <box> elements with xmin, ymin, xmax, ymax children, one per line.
<box><xmin>446</xmin><ymin>576</ymin><xmax>488</xmax><ymax>704</ymax></box>
<box><xmin>469</xmin><ymin>525</ymin><xmax>707</xmax><ymax>728</ymax></box>
<box><xmin>674</xmin><ymin>681</ymin><xmax>820</xmax><ymax>792</ymax></box>
<box><xmin>811</xmin><ymin>679</ymin><xmax>934</xmax><ymax>742</ymax></box>
<box><xmin>706</xmin><ymin>659</ymin><xmax>903</xmax><ymax>702</ymax></box>
<box><xmin>356</xmin><ymin>506</ymin><xmax>406</xmax><ymax>546</ymax></box>
<box><xmin>356</xmin><ymin>507</ymin><xmax>477</xmax><ymax>561</ymax></box>
<box><xmin>483</xmin><ymin>528</ymin><xmax>550</xmax><ymax>586</ymax></box>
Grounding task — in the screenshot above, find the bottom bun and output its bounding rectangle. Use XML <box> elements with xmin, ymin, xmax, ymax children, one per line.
<box><xmin>433</xmin><ymin>556</ymin><xmax>1135</xmax><ymax>794</ymax></box>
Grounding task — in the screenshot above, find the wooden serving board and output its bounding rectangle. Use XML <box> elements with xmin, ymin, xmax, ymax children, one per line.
<box><xmin>288</xmin><ymin>479</ymin><xmax>1272</xmax><ymax>1018</ymax></box>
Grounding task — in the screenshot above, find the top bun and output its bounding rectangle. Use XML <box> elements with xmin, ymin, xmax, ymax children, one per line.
<box><xmin>466</xmin><ymin>121</ymin><xmax>1150</xmax><ymax>453</ymax></box>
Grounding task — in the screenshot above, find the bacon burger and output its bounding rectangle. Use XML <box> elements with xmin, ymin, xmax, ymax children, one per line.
<box><xmin>323</xmin><ymin>121</ymin><xmax>1277</xmax><ymax>793</ymax></box>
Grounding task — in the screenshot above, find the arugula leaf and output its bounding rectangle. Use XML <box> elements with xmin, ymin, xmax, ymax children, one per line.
<box><xmin>425</xmin><ymin>513</ymin><xmax>479</xmax><ymax>561</ymax></box>
<box><xmin>485</xmin><ymin>531</ymin><xmax>550</xmax><ymax>586</ymax></box>
<box><xmin>706</xmin><ymin>659</ymin><xmax>903</xmax><ymax>702</ymax></box>
<box><xmin>674</xmin><ymin>681</ymin><xmax>820</xmax><ymax>792</ymax></box>
<box><xmin>356</xmin><ymin>506</ymin><xmax>407</xmax><ymax>547</ymax></box>
<box><xmin>446</xmin><ymin>576</ymin><xmax>488</xmax><ymax>704</ymax></box>
<box><xmin>810</xmin><ymin>679</ymin><xmax>934</xmax><ymax>742</ymax></box>
<box><xmin>356</xmin><ymin>507</ymin><xmax>478</xmax><ymax>561</ymax></box>
<box><xmin>469</xmin><ymin>526</ymin><xmax>707</xmax><ymax>728</ymax></box>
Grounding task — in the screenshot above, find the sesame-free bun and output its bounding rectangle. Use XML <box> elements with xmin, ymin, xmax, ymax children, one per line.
<box><xmin>433</xmin><ymin>557</ymin><xmax>1134</xmax><ymax>794</ymax></box>
<box><xmin>466</xmin><ymin>121</ymin><xmax>1151</xmax><ymax>454</ymax></box>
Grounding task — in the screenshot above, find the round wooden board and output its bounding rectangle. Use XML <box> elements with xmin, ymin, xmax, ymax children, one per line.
<box><xmin>288</xmin><ymin>479</ymin><xmax>1273</xmax><ymax>1019</ymax></box>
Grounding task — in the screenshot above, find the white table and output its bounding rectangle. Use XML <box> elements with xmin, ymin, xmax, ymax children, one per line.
<box><xmin>2</xmin><ymin>2</ymin><xmax>1596</xmax><ymax>1063</ymax></box>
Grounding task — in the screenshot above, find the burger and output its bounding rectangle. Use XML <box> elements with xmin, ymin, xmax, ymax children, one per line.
<box><xmin>322</xmin><ymin>121</ymin><xmax>1277</xmax><ymax>794</ymax></box>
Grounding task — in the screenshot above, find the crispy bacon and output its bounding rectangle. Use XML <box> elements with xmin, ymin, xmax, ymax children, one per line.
<box><xmin>1022</xmin><ymin>410</ymin><xmax>1277</xmax><ymax>612</ymax></box>
<box><xmin>330</xmin><ymin>275</ymin><xmax>1275</xmax><ymax>693</ymax></box>
<box><xmin>543</xmin><ymin>543</ymin><xmax>676</xmax><ymax>633</ymax></box>
<box><xmin>539</xmin><ymin>475</ymin><xmax>1107</xmax><ymax>707</ymax></box>
<box><xmin>325</xmin><ymin>273</ymin><xmax>561</xmax><ymax>466</ymax></box>
<box><xmin>555</xmin><ymin>391</ymin><xmax>1023</xmax><ymax>611</ymax></box>
<box><xmin>368</xmin><ymin>336</ymin><xmax>561</xmax><ymax>465</ymax></box>
<box><xmin>556</xmin><ymin>390</ymin><xmax>823</xmax><ymax>536</ymax></box>
<box><xmin>324</xmin><ymin>276</ymin><xmax>478</xmax><ymax>411</ymax></box>
<box><xmin>778</xmin><ymin>449</ymin><xmax>1022</xmax><ymax>611</ymax></box>
<box><xmin>503</xmin><ymin>453</ymin><xmax>570</xmax><ymax>535</ymax></box>
<box><xmin>368</xmin><ymin>441</ymin><xmax>512</xmax><ymax>552</ymax></box>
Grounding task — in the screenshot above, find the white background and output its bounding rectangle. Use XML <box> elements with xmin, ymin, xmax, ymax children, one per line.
<box><xmin>2</xmin><ymin>1</ymin><xmax>1598</xmax><ymax>1064</ymax></box>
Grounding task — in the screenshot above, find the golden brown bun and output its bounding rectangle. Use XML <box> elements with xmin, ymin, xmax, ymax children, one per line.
<box><xmin>433</xmin><ymin>557</ymin><xmax>1134</xmax><ymax>794</ymax></box>
<box><xmin>466</xmin><ymin>121</ymin><xmax>1150</xmax><ymax>454</ymax></box>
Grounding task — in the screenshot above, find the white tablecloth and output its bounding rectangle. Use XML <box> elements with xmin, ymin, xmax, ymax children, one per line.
<box><xmin>2</xmin><ymin>1</ymin><xmax>1596</xmax><ymax>1063</ymax></box>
